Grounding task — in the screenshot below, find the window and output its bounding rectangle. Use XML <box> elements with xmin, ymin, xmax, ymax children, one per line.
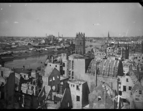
<box><xmin>63</xmin><ymin>63</ymin><xmax>65</xmax><ymax>67</ymax></box>
<box><xmin>72</xmin><ymin>71</ymin><xmax>74</xmax><ymax>77</ymax></box>
<box><xmin>69</xmin><ymin>71</ymin><xmax>71</xmax><ymax>76</ymax></box>
<box><xmin>119</xmin><ymin>91</ymin><xmax>122</xmax><ymax>95</ymax></box>
<box><xmin>57</xmin><ymin>76</ymin><xmax>59</xmax><ymax>79</ymax></box>
<box><xmin>63</xmin><ymin>70</ymin><xmax>65</xmax><ymax>75</ymax></box>
<box><xmin>72</xmin><ymin>61</ymin><xmax>74</xmax><ymax>69</ymax></box>
<box><xmin>129</xmin><ymin>86</ymin><xmax>132</xmax><ymax>90</ymax></box>
<box><xmin>98</xmin><ymin>96</ymin><xmax>101</xmax><ymax>101</ymax></box>
<box><xmin>126</xmin><ymin>78</ymin><xmax>128</xmax><ymax>82</ymax></box>
<box><xmin>1</xmin><ymin>71</ymin><xmax>3</xmax><ymax>77</ymax></box>
<box><xmin>53</xmin><ymin>77</ymin><xmax>55</xmax><ymax>81</ymax></box>
<box><xmin>123</xmin><ymin>86</ymin><xmax>126</xmax><ymax>91</ymax></box>
<box><xmin>76</xmin><ymin>96</ymin><xmax>80</xmax><ymax>101</ymax></box>
<box><xmin>55</xmin><ymin>65</ymin><xmax>57</xmax><ymax>67</ymax></box>
<box><xmin>139</xmin><ymin>90</ymin><xmax>142</xmax><ymax>94</ymax></box>
<box><xmin>76</xmin><ymin>85</ymin><xmax>80</xmax><ymax>91</ymax></box>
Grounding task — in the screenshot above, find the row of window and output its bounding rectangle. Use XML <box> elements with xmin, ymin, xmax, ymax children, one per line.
<box><xmin>70</xmin><ymin>84</ymin><xmax>80</xmax><ymax>91</ymax></box>
<box><xmin>49</xmin><ymin>76</ymin><xmax>60</xmax><ymax>82</ymax></box>
<box><xmin>123</xmin><ymin>86</ymin><xmax>132</xmax><ymax>92</ymax></box>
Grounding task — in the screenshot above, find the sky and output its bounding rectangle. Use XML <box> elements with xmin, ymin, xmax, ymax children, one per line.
<box><xmin>0</xmin><ymin>3</ymin><xmax>143</xmax><ymax>37</ymax></box>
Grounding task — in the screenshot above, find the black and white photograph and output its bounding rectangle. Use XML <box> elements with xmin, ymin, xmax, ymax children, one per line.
<box><xmin>0</xmin><ymin>3</ymin><xmax>143</xmax><ymax>109</ymax></box>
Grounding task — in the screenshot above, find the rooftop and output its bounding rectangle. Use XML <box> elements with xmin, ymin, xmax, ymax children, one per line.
<box><xmin>97</xmin><ymin>59</ymin><xmax>124</xmax><ymax>77</ymax></box>
<box><xmin>13</xmin><ymin>68</ymin><xmax>31</xmax><ymax>75</ymax></box>
<box><xmin>68</xmin><ymin>79</ymin><xmax>86</xmax><ymax>85</ymax></box>
<box><xmin>60</xmin><ymin>75</ymin><xmax>69</xmax><ymax>81</ymax></box>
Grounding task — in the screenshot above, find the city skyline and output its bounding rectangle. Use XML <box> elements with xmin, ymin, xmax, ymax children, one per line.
<box><xmin>0</xmin><ymin>3</ymin><xmax>143</xmax><ymax>37</ymax></box>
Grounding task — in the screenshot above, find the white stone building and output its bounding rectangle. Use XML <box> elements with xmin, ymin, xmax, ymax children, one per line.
<box><xmin>68</xmin><ymin>79</ymin><xmax>89</xmax><ymax>109</ymax></box>
<box><xmin>117</xmin><ymin>74</ymin><xmax>134</xmax><ymax>100</ymax></box>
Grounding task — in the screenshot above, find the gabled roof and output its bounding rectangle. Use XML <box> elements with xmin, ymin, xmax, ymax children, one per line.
<box><xmin>97</xmin><ymin>59</ymin><xmax>123</xmax><ymax>77</ymax></box>
<box><xmin>49</xmin><ymin>68</ymin><xmax>60</xmax><ymax>77</ymax></box>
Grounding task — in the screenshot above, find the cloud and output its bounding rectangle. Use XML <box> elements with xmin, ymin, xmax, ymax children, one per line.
<box><xmin>93</xmin><ymin>23</ymin><xmax>100</xmax><ymax>26</ymax></box>
<box><xmin>14</xmin><ymin>21</ymin><xmax>19</xmax><ymax>24</ymax></box>
<box><xmin>0</xmin><ymin>8</ymin><xmax>2</xmax><ymax>10</ymax></box>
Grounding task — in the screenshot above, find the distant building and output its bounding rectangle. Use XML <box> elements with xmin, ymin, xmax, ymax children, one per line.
<box><xmin>132</xmin><ymin>54</ymin><xmax>143</xmax><ymax>65</ymax></box>
<box><xmin>68</xmin><ymin>79</ymin><xmax>90</xmax><ymax>109</ymax></box>
<box><xmin>121</xmin><ymin>44</ymin><xmax>129</xmax><ymax>60</ymax></box>
<box><xmin>141</xmin><ymin>41</ymin><xmax>143</xmax><ymax>53</ymax></box>
<box><xmin>47</xmin><ymin>35</ymin><xmax>55</xmax><ymax>41</ymax></box>
<box><xmin>75</xmin><ymin>32</ymin><xmax>85</xmax><ymax>55</ymax></box>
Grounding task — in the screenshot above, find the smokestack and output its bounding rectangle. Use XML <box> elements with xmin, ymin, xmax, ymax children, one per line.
<box><xmin>58</xmin><ymin>32</ymin><xmax>59</xmax><ymax>37</ymax></box>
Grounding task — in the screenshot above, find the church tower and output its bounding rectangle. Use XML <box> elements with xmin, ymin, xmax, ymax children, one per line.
<box><xmin>75</xmin><ymin>32</ymin><xmax>85</xmax><ymax>55</ymax></box>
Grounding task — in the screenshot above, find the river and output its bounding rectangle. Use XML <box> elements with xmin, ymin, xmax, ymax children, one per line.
<box><xmin>4</xmin><ymin>55</ymin><xmax>47</xmax><ymax>69</ymax></box>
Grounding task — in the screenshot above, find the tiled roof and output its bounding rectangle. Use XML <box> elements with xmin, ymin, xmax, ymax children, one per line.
<box><xmin>97</xmin><ymin>59</ymin><xmax>123</xmax><ymax>77</ymax></box>
<box><xmin>131</xmin><ymin>83</ymin><xmax>143</xmax><ymax>93</ymax></box>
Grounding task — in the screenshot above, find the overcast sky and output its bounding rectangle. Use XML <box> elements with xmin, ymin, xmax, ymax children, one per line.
<box><xmin>0</xmin><ymin>3</ymin><xmax>143</xmax><ymax>37</ymax></box>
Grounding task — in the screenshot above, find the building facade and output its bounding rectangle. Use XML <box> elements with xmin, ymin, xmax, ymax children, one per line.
<box><xmin>68</xmin><ymin>80</ymin><xmax>89</xmax><ymax>109</ymax></box>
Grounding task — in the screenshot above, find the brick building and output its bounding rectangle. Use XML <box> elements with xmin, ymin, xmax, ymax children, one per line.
<box><xmin>75</xmin><ymin>32</ymin><xmax>85</xmax><ymax>55</ymax></box>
